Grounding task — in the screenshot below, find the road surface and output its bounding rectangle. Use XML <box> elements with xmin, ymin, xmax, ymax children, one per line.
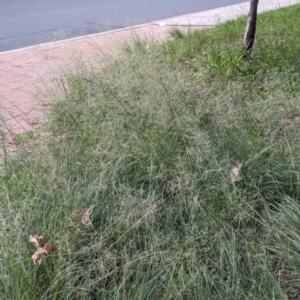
<box><xmin>0</xmin><ymin>0</ymin><xmax>247</xmax><ymax>52</ymax></box>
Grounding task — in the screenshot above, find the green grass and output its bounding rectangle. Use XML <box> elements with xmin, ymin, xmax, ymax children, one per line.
<box><xmin>1</xmin><ymin>4</ymin><xmax>300</xmax><ymax>299</ymax></box>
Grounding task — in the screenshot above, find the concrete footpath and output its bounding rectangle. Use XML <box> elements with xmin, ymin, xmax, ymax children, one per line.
<box><xmin>0</xmin><ymin>0</ymin><xmax>299</xmax><ymax>145</ymax></box>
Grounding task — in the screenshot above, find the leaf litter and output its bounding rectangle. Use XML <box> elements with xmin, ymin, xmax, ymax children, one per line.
<box><xmin>29</xmin><ymin>230</ymin><xmax>55</xmax><ymax>265</ymax></box>
<box><xmin>230</xmin><ymin>162</ymin><xmax>243</xmax><ymax>184</ymax></box>
<box><xmin>29</xmin><ymin>206</ymin><xmax>93</xmax><ymax>265</ymax></box>
<box><xmin>69</xmin><ymin>206</ymin><xmax>93</xmax><ymax>227</ymax></box>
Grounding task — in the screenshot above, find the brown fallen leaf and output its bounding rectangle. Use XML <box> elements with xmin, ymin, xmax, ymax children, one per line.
<box><xmin>230</xmin><ymin>162</ymin><xmax>243</xmax><ymax>184</ymax></box>
<box><xmin>44</xmin><ymin>241</ymin><xmax>54</xmax><ymax>253</ymax></box>
<box><xmin>70</xmin><ymin>206</ymin><xmax>93</xmax><ymax>227</ymax></box>
<box><xmin>29</xmin><ymin>231</ymin><xmax>39</xmax><ymax>248</ymax></box>
<box><xmin>81</xmin><ymin>206</ymin><xmax>93</xmax><ymax>225</ymax></box>
<box><xmin>69</xmin><ymin>209</ymin><xmax>81</xmax><ymax>227</ymax></box>
<box><xmin>38</xmin><ymin>236</ymin><xmax>48</xmax><ymax>248</ymax></box>
<box><xmin>32</xmin><ymin>247</ymin><xmax>48</xmax><ymax>265</ymax></box>
<box><xmin>29</xmin><ymin>230</ymin><xmax>54</xmax><ymax>265</ymax></box>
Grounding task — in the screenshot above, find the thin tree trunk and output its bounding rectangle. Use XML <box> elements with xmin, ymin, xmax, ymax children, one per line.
<box><xmin>243</xmin><ymin>0</ymin><xmax>259</xmax><ymax>51</ymax></box>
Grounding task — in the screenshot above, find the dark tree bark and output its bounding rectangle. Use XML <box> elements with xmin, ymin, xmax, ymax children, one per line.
<box><xmin>243</xmin><ymin>0</ymin><xmax>259</xmax><ymax>51</ymax></box>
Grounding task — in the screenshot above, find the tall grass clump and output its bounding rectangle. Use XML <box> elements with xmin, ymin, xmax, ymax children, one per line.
<box><xmin>1</xmin><ymin>4</ymin><xmax>300</xmax><ymax>299</ymax></box>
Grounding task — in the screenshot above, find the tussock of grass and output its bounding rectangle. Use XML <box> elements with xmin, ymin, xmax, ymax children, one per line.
<box><xmin>1</xmin><ymin>5</ymin><xmax>300</xmax><ymax>299</ymax></box>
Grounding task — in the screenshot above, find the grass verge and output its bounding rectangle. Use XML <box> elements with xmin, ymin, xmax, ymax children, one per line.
<box><xmin>1</xmin><ymin>5</ymin><xmax>300</xmax><ymax>299</ymax></box>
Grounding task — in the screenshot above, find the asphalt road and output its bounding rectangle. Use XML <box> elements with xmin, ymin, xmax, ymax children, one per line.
<box><xmin>0</xmin><ymin>0</ymin><xmax>246</xmax><ymax>52</ymax></box>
